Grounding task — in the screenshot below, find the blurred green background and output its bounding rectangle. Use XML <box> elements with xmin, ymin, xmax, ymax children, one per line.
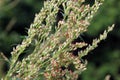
<box><xmin>0</xmin><ymin>0</ymin><xmax>120</xmax><ymax>80</ymax></box>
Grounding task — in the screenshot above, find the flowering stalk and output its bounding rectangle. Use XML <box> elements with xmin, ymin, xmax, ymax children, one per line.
<box><xmin>4</xmin><ymin>0</ymin><xmax>114</xmax><ymax>80</ymax></box>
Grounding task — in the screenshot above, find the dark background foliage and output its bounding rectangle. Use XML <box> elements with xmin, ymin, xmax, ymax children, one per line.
<box><xmin>0</xmin><ymin>0</ymin><xmax>120</xmax><ymax>80</ymax></box>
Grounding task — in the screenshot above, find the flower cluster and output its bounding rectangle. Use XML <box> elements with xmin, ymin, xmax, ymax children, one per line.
<box><xmin>4</xmin><ymin>0</ymin><xmax>114</xmax><ymax>80</ymax></box>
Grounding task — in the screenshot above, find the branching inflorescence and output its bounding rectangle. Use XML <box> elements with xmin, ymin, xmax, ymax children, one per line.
<box><xmin>4</xmin><ymin>0</ymin><xmax>114</xmax><ymax>80</ymax></box>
